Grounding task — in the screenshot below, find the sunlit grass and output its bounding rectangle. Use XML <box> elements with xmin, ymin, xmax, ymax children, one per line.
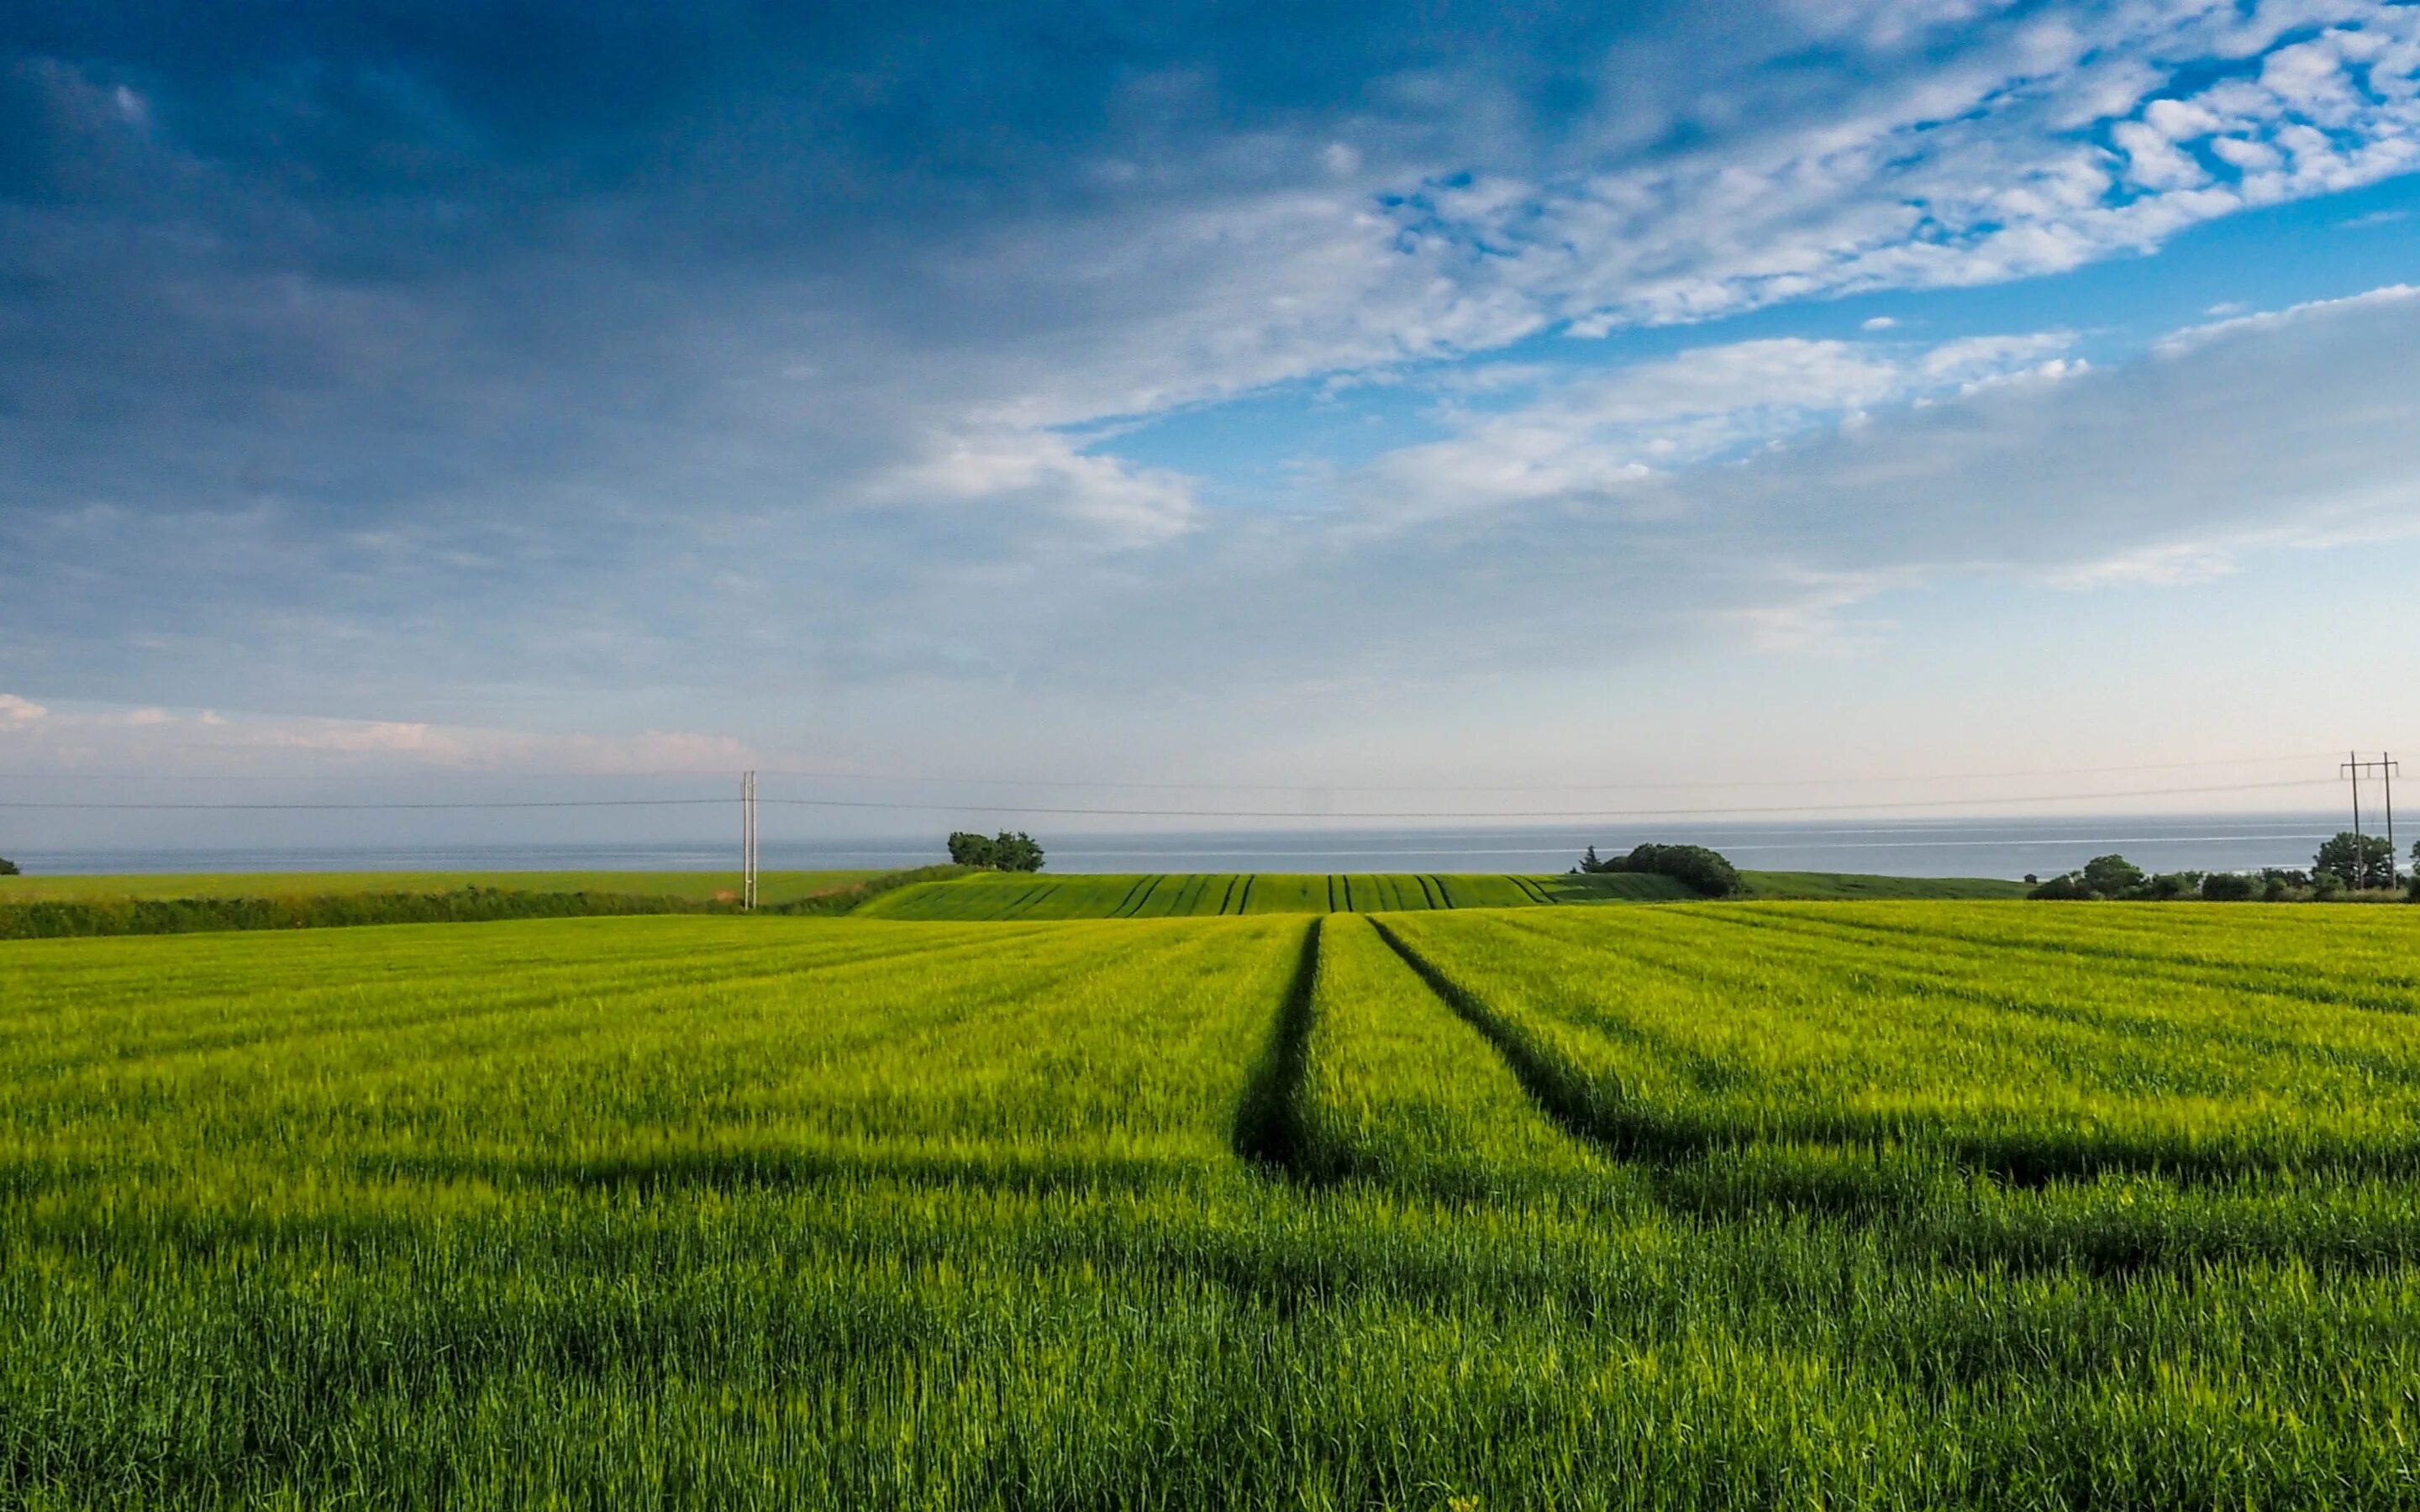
<box><xmin>6</xmin><ymin>904</ymin><xmax>2420</xmax><ymax>1508</ymax></box>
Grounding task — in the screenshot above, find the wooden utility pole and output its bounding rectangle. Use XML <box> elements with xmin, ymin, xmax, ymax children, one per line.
<box><xmin>741</xmin><ymin>769</ymin><xmax>759</xmax><ymax>911</ymax></box>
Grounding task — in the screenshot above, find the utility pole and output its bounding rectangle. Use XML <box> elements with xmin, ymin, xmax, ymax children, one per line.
<box><xmin>2340</xmin><ymin>752</ymin><xmax>2400</xmax><ymax>890</ymax></box>
<box><xmin>741</xmin><ymin>769</ymin><xmax>759</xmax><ymax>911</ymax></box>
<box><xmin>2347</xmin><ymin>749</ymin><xmax>2362</xmax><ymax>863</ymax></box>
<box><xmin>2386</xmin><ymin>753</ymin><xmax>2400</xmax><ymax>890</ymax></box>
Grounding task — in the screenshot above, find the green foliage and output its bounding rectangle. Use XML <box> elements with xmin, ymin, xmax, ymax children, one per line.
<box><xmin>2200</xmin><ymin>871</ymin><xmax>2257</xmax><ymax>901</ymax></box>
<box><xmin>2028</xmin><ymin>853</ymin><xmax>2200</xmax><ymax>902</ymax></box>
<box><xmin>7</xmin><ymin>905</ymin><xmax>2420</xmax><ymax>1505</ymax></box>
<box><xmin>947</xmin><ymin>830</ymin><xmax>1047</xmax><ymax>871</ymax></box>
<box><xmin>2316</xmin><ymin>831</ymin><xmax>2397</xmax><ymax>890</ymax></box>
<box><xmin>0</xmin><ymin>887</ymin><xmax>721</xmax><ymax>940</ymax></box>
<box><xmin>2080</xmin><ymin>853</ymin><xmax>2146</xmax><ymax>895</ymax></box>
<box><xmin>0</xmin><ymin>855</ymin><xmax>17</xmax><ymax>876</ymax></box>
<box><xmin>1579</xmin><ymin>842</ymin><xmax>1741</xmax><ymax>897</ymax></box>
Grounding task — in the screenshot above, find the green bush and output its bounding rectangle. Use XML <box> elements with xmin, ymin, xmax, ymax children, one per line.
<box><xmin>2200</xmin><ymin>872</ymin><xmax>2256</xmax><ymax>902</ymax></box>
<box><xmin>0</xmin><ymin>855</ymin><xmax>18</xmax><ymax>876</ymax></box>
<box><xmin>0</xmin><ymin>888</ymin><xmax>718</xmax><ymax>941</ymax></box>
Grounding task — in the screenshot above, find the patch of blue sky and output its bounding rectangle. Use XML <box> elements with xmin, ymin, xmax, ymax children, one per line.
<box><xmin>1097</xmin><ymin>165</ymin><xmax>2420</xmax><ymax>505</ymax></box>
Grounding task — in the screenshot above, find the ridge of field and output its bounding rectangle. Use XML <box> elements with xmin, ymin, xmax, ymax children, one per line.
<box><xmin>855</xmin><ymin>867</ymin><xmax>2024</xmax><ymax>918</ymax></box>
<box><xmin>10</xmin><ymin>904</ymin><xmax>2420</xmax><ymax>1506</ymax></box>
<box><xmin>857</xmin><ymin>870</ymin><xmax>1686</xmax><ymax>918</ymax></box>
<box><xmin>0</xmin><ymin>868</ymin><xmax>881</xmax><ymax>905</ymax></box>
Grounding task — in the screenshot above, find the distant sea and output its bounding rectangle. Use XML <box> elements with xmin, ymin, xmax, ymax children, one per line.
<box><xmin>11</xmin><ymin>812</ymin><xmax>2364</xmax><ymax>881</ymax></box>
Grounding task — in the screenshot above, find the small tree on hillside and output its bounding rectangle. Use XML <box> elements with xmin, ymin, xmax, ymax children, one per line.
<box><xmin>2078</xmin><ymin>854</ymin><xmax>2145</xmax><ymax>898</ymax></box>
<box><xmin>991</xmin><ymin>832</ymin><xmax>1044</xmax><ymax>872</ymax></box>
<box><xmin>946</xmin><ymin>831</ymin><xmax>1044</xmax><ymax>873</ymax></box>
<box><xmin>2313</xmin><ymin>832</ymin><xmax>2395</xmax><ymax>891</ymax></box>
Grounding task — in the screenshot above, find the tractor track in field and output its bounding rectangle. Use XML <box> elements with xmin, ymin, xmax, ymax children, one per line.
<box><xmin>1231</xmin><ymin>917</ymin><xmax>1329</xmax><ymax>1181</ymax></box>
<box><xmin>1366</xmin><ymin>918</ymin><xmax>1716</xmax><ymax>1167</ymax></box>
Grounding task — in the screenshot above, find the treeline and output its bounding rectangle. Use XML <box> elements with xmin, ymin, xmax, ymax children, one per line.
<box><xmin>947</xmin><ymin>831</ymin><xmax>1045</xmax><ymax>872</ymax></box>
<box><xmin>1</xmin><ymin>864</ymin><xmax>984</xmax><ymax>940</ymax></box>
<box><xmin>0</xmin><ymin>887</ymin><xmax>723</xmax><ymax>941</ymax></box>
<box><xmin>1575</xmin><ymin>843</ymin><xmax>1741</xmax><ymax>898</ymax></box>
<box><xmin>2030</xmin><ymin>834</ymin><xmax>2420</xmax><ymax>903</ymax></box>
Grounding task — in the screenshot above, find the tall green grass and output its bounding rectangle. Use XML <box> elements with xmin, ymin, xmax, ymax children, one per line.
<box><xmin>8</xmin><ymin>904</ymin><xmax>2420</xmax><ymax>1507</ymax></box>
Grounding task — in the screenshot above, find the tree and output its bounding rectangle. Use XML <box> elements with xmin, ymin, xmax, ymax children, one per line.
<box><xmin>2313</xmin><ymin>832</ymin><xmax>2395</xmax><ymax>891</ymax></box>
<box><xmin>947</xmin><ymin>830</ymin><xmax>1044</xmax><ymax>872</ymax></box>
<box><xmin>991</xmin><ymin>831</ymin><xmax>1045</xmax><ymax>872</ymax></box>
<box><xmin>1580</xmin><ymin>844</ymin><xmax>1603</xmax><ymax>873</ymax></box>
<box><xmin>2078</xmin><ymin>854</ymin><xmax>2145</xmax><ymax>898</ymax></box>
<box><xmin>0</xmin><ymin>855</ymin><xmax>16</xmax><ymax>876</ymax></box>
<box><xmin>2200</xmin><ymin>872</ymin><xmax>2255</xmax><ymax>902</ymax></box>
<box><xmin>2028</xmin><ymin>874</ymin><xmax>2092</xmax><ymax>900</ymax></box>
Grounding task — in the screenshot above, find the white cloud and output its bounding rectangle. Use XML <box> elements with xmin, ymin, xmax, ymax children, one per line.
<box><xmin>1352</xmin><ymin>326</ymin><xmax>2080</xmax><ymax>524</ymax></box>
<box><xmin>0</xmin><ymin>693</ymin><xmax>49</xmax><ymax>724</ymax></box>
<box><xmin>1388</xmin><ymin>3</ymin><xmax>2420</xmax><ymax>337</ymax></box>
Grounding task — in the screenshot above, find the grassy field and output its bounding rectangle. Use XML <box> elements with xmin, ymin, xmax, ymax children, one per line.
<box><xmin>7</xmin><ymin>900</ymin><xmax>2420</xmax><ymax>1507</ymax></box>
<box><xmin>0</xmin><ymin>868</ymin><xmax>881</xmax><ymax>905</ymax></box>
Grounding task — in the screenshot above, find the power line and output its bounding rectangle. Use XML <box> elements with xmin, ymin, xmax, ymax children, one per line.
<box><xmin>758</xmin><ymin>751</ymin><xmax>2348</xmax><ymax>791</ymax></box>
<box><xmin>0</xmin><ymin>775</ymin><xmax>2344</xmax><ymax>822</ymax></box>
<box><xmin>0</xmin><ymin>748</ymin><xmax>2349</xmax><ymax>791</ymax></box>
<box><xmin>749</xmin><ymin>776</ymin><xmax>2338</xmax><ymax>822</ymax></box>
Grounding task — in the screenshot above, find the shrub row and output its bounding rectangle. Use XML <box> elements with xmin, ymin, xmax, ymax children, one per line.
<box><xmin>0</xmin><ymin>888</ymin><xmax>722</xmax><ymax>941</ymax></box>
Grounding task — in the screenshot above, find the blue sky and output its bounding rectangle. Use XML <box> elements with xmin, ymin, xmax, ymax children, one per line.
<box><xmin>3</xmin><ymin>0</ymin><xmax>2417</xmax><ymax>847</ymax></box>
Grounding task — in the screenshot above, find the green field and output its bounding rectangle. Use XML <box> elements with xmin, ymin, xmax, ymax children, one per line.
<box><xmin>855</xmin><ymin>870</ymin><xmax>1596</xmax><ymax>918</ymax></box>
<box><xmin>7</xmin><ymin>900</ymin><xmax>2420</xmax><ymax>1507</ymax></box>
<box><xmin>0</xmin><ymin>868</ymin><xmax>880</xmax><ymax>905</ymax></box>
<box><xmin>852</xmin><ymin>867</ymin><xmax>2018</xmax><ymax>918</ymax></box>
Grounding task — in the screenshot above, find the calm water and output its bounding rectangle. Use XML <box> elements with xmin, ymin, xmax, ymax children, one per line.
<box><xmin>11</xmin><ymin>813</ymin><xmax>2365</xmax><ymax>880</ymax></box>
